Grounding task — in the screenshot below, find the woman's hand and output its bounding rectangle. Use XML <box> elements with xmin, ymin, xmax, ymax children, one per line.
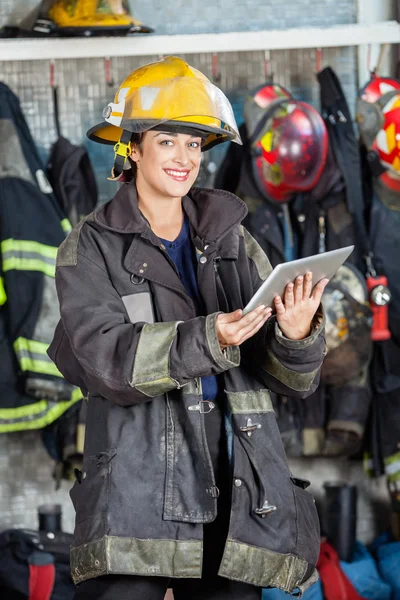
<box><xmin>274</xmin><ymin>271</ymin><xmax>328</xmax><ymax>340</ymax></box>
<box><xmin>216</xmin><ymin>305</ymin><xmax>272</xmax><ymax>348</ymax></box>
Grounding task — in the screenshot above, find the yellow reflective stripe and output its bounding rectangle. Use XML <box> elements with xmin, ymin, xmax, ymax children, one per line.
<box><xmin>14</xmin><ymin>337</ymin><xmax>49</xmax><ymax>356</ymax></box>
<box><xmin>2</xmin><ymin>239</ymin><xmax>58</xmax><ymax>259</ymax></box>
<box><xmin>0</xmin><ymin>399</ymin><xmax>47</xmax><ymax>419</ymax></box>
<box><xmin>19</xmin><ymin>357</ymin><xmax>63</xmax><ymax>377</ymax></box>
<box><xmin>3</xmin><ymin>257</ymin><xmax>56</xmax><ymax>277</ymax></box>
<box><xmin>0</xmin><ymin>388</ymin><xmax>83</xmax><ymax>433</ymax></box>
<box><xmin>13</xmin><ymin>337</ymin><xmax>63</xmax><ymax>377</ymax></box>
<box><xmin>384</xmin><ymin>452</ymin><xmax>400</xmax><ymax>481</ymax></box>
<box><xmin>2</xmin><ymin>239</ymin><xmax>58</xmax><ymax>277</ymax></box>
<box><xmin>0</xmin><ymin>277</ymin><xmax>6</xmax><ymax>306</ymax></box>
<box><xmin>363</xmin><ymin>452</ymin><xmax>374</xmax><ymax>477</ymax></box>
<box><xmin>61</xmin><ymin>218</ymin><xmax>72</xmax><ymax>234</ymax></box>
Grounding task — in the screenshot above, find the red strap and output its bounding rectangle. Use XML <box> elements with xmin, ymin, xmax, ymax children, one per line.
<box><xmin>29</xmin><ymin>563</ymin><xmax>55</xmax><ymax>600</ymax></box>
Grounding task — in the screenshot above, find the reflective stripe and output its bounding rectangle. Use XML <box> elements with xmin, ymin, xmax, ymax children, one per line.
<box><xmin>2</xmin><ymin>239</ymin><xmax>57</xmax><ymax>277</ymax></box>
<box><xmin>240</xmin><ymin>225</ymin><xmax>272</xmax><ymax>281</ymax></box>
<box><xmin>226</xmin><ymin>389</ymin><xmax>274</xmax><ymax>414</ymax></box>
<box><xmin>262</xmin><ymin>347</ymin><xmax>319</xmax><ymax>392</ymax></box>
<box><xmin>384</xmin><ymin>452</ymin><xmax>400</xmax><ymax>480</ymax></box>
<box><xmin>363</xmin><ymin>452</ymin><xmax>374</xmax><ymax>477</ymax></box>
<box><xmin>131</xmin><ymin>322</ymin><xmax>180</xmax><ymax>397</ymax></box>
<box><xmin>2</xmin><ymin>239</ymin><xmax>58</xmax><ymax>259</ymax></box>
<box><xmin>0</xmin><ymin>277</ymin><xmax>6</xmax><ymax>305</ymax></box>
<box><xmin>0</xmin><ymin>388</ymin><xmax>82</xmax><ymax>432</ymax></box>
<box><xmin>61</xmin><ymin>218</ymin><xmax>72</xmax><ymax>234</ymax></box>
<box><xmin>14</xmin><ymin>337</ymin><xmax>63</xmax><ymax>378</ymax></box>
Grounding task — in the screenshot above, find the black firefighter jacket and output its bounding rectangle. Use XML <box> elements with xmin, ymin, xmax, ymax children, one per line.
<box><xmin>48</xmin><ymin>182</ymin><xmax>326</xmax><ymax>593</ymax></box>
<box><xmin>0</xmin><ymin>82</ymin><xmax>81</xmax><ymax>432</ymax></box>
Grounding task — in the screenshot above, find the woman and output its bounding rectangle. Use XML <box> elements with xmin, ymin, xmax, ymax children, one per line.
<box><xmin>49</xmin><ymin>56</ymin><xmax>327</xmax><ymax>600</ymax></box>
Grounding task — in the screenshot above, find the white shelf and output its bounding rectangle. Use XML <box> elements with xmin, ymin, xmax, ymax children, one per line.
<box><xmin>1</xmin><ymin>21</ymin><xmax>399</xmax><ymax>62</ymax></box>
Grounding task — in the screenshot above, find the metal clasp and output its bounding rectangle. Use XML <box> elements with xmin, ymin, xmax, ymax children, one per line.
<box><xmin>240</xmin><ymin>418</ymin><xmax>261</xmax><ymax>437</ymax></box>
<box><xmin>254</xmin><ymin>500</ymin><xmax>277</xmax><ymax>518</ymax></box>
<box><xmin>130</xmin><ymin>274</ymin><xmax>145</xmax><ymax>285</ymax></box>
<box><xmin>365</xmin><ymin>252</ymin><xmax>377</xmax><ymax>278</ymax></box>
<box><xmin>188</xmin><ymin>401</ymin><xmax>215</xmax><ymax>414</ymax></box>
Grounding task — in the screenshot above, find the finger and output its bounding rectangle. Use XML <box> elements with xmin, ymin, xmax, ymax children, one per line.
<box><xmin>311</xmin><ymin>278</ymin><xmax>329</xmax><ymax>303</ymax></box>
<box><xmin>217</xmin><ymin>309</ymin><xmax>243</xmax><ymax>324</ymax></box>
<box><xmin>303</xmin><ymin>271</ymin><xmax>313</xmax><ymax>299</ymax></box>
<box><xmin>236</xmin><ymin>308</ymin><xmax>272</xmax><ymax>338</ymax></box>
<box><xmin>240</xmin><ymin>313</ymin><xmax>271</xmax><ymax>344</ymax></box>
<box><xmin>237</xmin><ymin>304</ymin><xmax>267</xmax><ymax>328</ymax></box>
<box><xmin>283</xmin><ymin>282</ymin><xmax>294</xmax><ymax>309</ymax></box>
<box><xmin>293</xmin><ymin>276</ymin><xmax>303</xmax><ymax>303</ymax></box>
<box><xmin>274</xmin><ymin>295</ymin><xmax>285</xmax><ymax>315</ymax></box>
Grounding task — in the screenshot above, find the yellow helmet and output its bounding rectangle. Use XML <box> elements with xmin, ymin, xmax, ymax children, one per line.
<box><xmin>87</xmin><ymin>56</ymin><xmax>242</xmax><ymax>155</ymax></box>
<box><xmin>47</xmin><ymin>0</ymin><xmax>152</xmax><ymax>35</ymax></box>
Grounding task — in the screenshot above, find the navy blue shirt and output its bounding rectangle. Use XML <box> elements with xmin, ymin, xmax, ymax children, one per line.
<box><xmin>159</xmin><ymin>214</ymin><xmax>219</xmax><ymax>401</ymax></box>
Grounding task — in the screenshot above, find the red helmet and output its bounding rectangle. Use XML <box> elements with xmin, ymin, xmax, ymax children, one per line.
<box><xmin>359</xmin><ymin>75</ymin><xmax>400</xmax><ymax>104</ymax></box>
<box><xmin>244</xmin><ymin>83</ymin><xmax>293</xmax><ymax>140</ymax></box>
<box><xmin>247</xmin><ymin>98</ymin><xmax>328</xmax><ymax>203</ymax></box>
<box><xmin>357</xmin><ymin>75</ymin><xmax>400</xmax><ymax>181</ymax></box>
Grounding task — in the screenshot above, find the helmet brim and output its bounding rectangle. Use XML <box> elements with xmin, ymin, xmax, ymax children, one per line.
<box><xmin>86</xmin><ymin>120</ymin><xmax>239</xmax><ymax>151</ymax></box>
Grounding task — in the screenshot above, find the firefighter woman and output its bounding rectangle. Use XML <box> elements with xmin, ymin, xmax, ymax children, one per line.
<box><xmin>49</xmin><ymin>56</ymin><xmax>328</xmax><ymax>600</ymax></box>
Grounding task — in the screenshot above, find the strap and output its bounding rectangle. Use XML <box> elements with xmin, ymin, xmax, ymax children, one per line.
<box><xmin>28</xmin><ymin>552</ymin><xmax>55</xmax><ymax>600</ymax></box>
<box><xmin>112</xmin><ymin>129</ymin><xmax>132</xmax><ymax>179</ymax></box>
<box><xmin>52</xmin><ymin>86</ymin><xmax>61</xmax><ymax>139</ymax></box>
<box><xmin>248</xmin><ymin>98</ymin><xmax>289</xmax><ymax>147</ymax></box>
<box><xmin>317</xmin><ymin>67</ymin><xmax>373</xmax><ymax>275</ymax></box>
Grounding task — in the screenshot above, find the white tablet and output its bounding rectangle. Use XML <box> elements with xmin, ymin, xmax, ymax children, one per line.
<box><xmin>243</xmin><ymin>245</ymin><xmax>354</xmax><ymax>315</ymax></box>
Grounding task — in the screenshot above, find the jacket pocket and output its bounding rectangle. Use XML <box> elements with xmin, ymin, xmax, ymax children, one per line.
<box><xmin>70</xmin><ymin>448</ymin><xmax>117</xmax><ymax>524</ymax></box>
<box><xmin>292</xmin><ymin>479</ymin><xmax>320</xmax><ymax>566</ymax></box>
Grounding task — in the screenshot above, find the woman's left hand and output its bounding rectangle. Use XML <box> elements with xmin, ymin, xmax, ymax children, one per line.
<box><xmin>274</xmin><ymin>271</ymin><xmax>329</xmax><ymax>340</ymax></box>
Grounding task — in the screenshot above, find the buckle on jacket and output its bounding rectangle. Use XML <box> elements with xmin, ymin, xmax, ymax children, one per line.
<box><xmin>188</xmin><ymin>401</ymin><xmax>215</xmax><ymax>414</ymax></box>
<box><xmin>254</xmin><ymin>500</ymin><xmax>277</xmax><ymax>518</ymax></box>
<box><xmin>240</xmin><ymin>418</ymin><xmax>262</xmax><ymax>437</ymax></box>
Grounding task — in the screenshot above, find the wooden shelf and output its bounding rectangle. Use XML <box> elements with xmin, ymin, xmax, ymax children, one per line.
<box><xmin>1</xmin><ymin>21</ymin><xmax>399</xmax><ymax>62</ymax></box>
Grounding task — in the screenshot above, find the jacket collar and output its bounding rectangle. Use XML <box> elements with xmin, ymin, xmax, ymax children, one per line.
<box><xmin>93</xmin><ymin>181</ymin><xmax>247</xmax><ymax>258</ymax></box>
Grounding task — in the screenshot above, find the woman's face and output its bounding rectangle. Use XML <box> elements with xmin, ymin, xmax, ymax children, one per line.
<box><xmin>131</xmin><ymin>130</ymin><xmax>203</xmax><ymax>199</ymax></box>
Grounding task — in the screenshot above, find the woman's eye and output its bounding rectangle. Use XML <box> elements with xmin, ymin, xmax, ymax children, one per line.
<box><xmin>160</xmin><ymin>140</ymin><xmax>174</xmax><ymax>146</ymax></box>
<box><xmin>189</xmin><ymin>141</ymin><xmax>201</xmax><ymax>148</ymax></box>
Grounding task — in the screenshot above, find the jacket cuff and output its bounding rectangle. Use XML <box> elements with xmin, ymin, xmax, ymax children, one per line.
<box><xmin>206</xmin><ymin>313</ymin><xmax>241</xmax><ymax>370</ymax></box>
<box><xmin>274</xmin><ymin>305</ymin><xmax>326</xmax><ymax>350</ymax></box>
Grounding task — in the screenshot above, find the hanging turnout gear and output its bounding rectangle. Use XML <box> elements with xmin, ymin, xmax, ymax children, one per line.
<box><xmin>359</xmin><ymin>74</ymin><xmax>400</xmax><ymax>524</ymax></box>
<box><xmin>0</xmin><ymin>82</ymin><xmax>82</xmax><ymax>432</ymax></box>
<box><xmin>87</xmin><ymin>56</ymin><xmax>242</xmax><ymax>180</ymax></box>
<box><xmin>357</xmin><ymin>74</ymin><xmax>400</xmax><ymax>188</ymax></box>
<box><xmin>215</xmin><ymin>68</ymin><xmax>372</xmax><ymax>458</ymax></box>
<box><xmin>243</xmin><ymin>84</ymin><xmax>328</xmax><ymax>203</ymax></box>
<box><xmin>12</xmin><ymin>0</ymin><xmax>153</xmax><ymax>38</ymax></box>
<box><xmin>47</xmin><ymin>87</ymin><xmax>98</xmax><ymax>227</ymax></box>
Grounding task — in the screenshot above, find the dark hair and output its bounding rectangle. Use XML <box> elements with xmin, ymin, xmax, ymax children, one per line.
<box><xmin>126</xmin><ymin>132</ymin><xmax>144</xmax><ymax>180</ymax></box>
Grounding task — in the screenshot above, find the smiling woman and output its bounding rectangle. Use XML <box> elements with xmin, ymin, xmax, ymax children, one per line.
<box><xmin>49</xmin><ymin>54</ymin><xmax>327</xmax><ymax>600</ymax></box>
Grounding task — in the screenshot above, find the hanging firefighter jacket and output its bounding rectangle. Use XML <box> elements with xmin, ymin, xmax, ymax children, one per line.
<box><xmin>363</xmin><ymin>176</ymin><xmax>400</xmax><ymax>510</ymax></box>
<box><xmin>215</xmin><ymin>67</ymin><xmax>372</xmax><ymax>457</ymax></box>
<box><xmin>47</xmin><ymin>87</ymin><xmax>98</xmax><ymax>227</ymax></box>
<box><xmin>0</xmin><ymin>82</ymin><xmax>82</xmax><ymax>432</ymax></box>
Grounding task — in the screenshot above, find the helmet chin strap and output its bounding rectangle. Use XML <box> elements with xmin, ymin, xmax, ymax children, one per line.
<box><xmin>109</xmin><ymin>129</ymin><xmax>133</xmax><ymax>181</ymax></box>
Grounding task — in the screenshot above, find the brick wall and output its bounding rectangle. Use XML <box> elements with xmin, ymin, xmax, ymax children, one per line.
<box><xmin>0</xmin><ymin>0</ymin><xmax>391</xmax><ymax>543</ymax></box>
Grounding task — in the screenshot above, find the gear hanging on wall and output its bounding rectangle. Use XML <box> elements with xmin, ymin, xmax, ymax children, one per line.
<box><xmin>1</xmin><ymin>0</ymin><xmax>153</xmax><ymax>38</ymax></box>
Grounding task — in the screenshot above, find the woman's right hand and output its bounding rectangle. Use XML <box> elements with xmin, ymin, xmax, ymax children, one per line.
<box><xmin>216</xmin><ymin>305</ymin><xmax>272</xmax><ymax>348</ymax></box>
